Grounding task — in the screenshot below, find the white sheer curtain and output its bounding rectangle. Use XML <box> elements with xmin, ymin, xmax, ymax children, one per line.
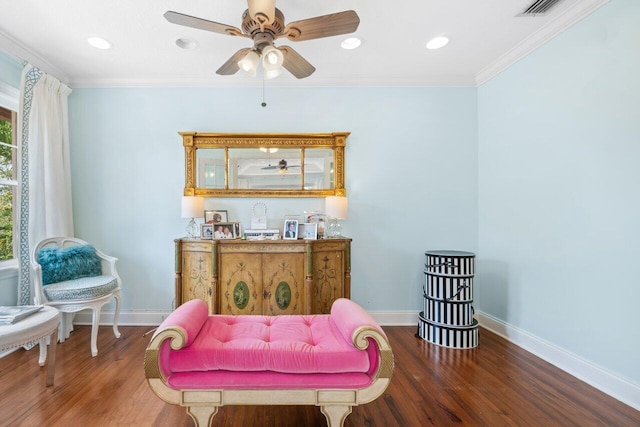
<box><xmin>17</xmin><ymin>65</ymin><xmax>73</xmax><ymax>305</ymax></box>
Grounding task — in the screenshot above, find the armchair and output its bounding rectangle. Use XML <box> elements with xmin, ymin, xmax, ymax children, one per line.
<box><xmin>30</xmin><ymin>237</ymin><xmax>122</xmax><ymax>357</ymax></box>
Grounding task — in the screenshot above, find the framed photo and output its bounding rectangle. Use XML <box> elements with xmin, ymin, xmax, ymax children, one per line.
<box><xmin>233</xmin><ymin>222</ymin><xmax>242</xmax><ymax>239</ymax></box>
<box><xmin>304</xmin><ymin>212</ymin><xmax>328</xmax><ymax>239</ymax></box>
<box><xmin>205</xmin><ymin>210</ymin><xmax>228</xmax><ymax>224</ymax></box>
<box><xmin>298</xmin><ymin>223</ymin><xmax>318</xmax><ymax>240</ymax></box>
<box><xmin>213</xmin><ymin>222</ymin><xmax>236</xmax><ymax>239</ymax></box>
<box><xmin>283</xmin><ymin>219</ymin><xmax>298</xmax><ymax>240</ymax></box>
<box><xmin>200</xmin><ymin>224</ymin><xmax>213</xmax><ymax>239</ymax></box>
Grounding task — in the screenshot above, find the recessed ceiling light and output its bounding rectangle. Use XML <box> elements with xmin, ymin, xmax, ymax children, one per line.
<box><xmin>87</xmin><ymin>36</ymin><xmax>112</xmax><ymax>50</ymax></box>
<box><xmin>176</xmin><ymin>38</ymin><xmax>199</xmax><ymax>50</ymax></box>
<box><xmin>341</xmin><ymin>37</ymin><xmax>362</xmax><ymax>50</ymax></box>
<box><xmin>426</xmin><ymin>36</ymin><xmax>449</xmax><ymax>50</ymax></box>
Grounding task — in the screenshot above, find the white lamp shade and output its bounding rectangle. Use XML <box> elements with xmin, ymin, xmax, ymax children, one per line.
<box><xmin>181</xmin><ymin>196</ymin><xmax>204</xmax><ymax>218</ymax></box>
<box><xmin>264</xmin><ymin>67</ymin><xmax>282</xmax><ymax>80</ymax></box>
<box><xmin>238</xmin><ymin>50</ymin><xmax>260</xmax><ymax>77</ymax></box>
<box><xmin>325</xmin><ymin>196</ymin><xmax>348</xmax><ymax>220</ymax></box>
<box><xmin>261</xmin><ymin>45</ymin><xmax>284</xmax><ymax>71</ymax></box>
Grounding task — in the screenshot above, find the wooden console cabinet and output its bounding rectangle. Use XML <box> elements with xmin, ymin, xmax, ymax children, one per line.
<box><xmin>175</xmin><ymin>238</ymin><xmax>351</xmax><ymax>315</ymax></box>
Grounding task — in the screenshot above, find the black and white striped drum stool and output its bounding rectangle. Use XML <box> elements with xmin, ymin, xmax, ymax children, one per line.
<box><xmin>418</xmin><ymin>250</ymin><xmax>478</xmax><ymax>349</ymax></box>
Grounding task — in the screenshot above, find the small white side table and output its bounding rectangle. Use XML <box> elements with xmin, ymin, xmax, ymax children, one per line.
<box><xmin>0</xmin><ymin>306</ymin><xmax>60</xmax><ymax>386</ymax></box>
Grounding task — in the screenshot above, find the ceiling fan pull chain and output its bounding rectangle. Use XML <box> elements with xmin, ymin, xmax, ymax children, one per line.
<box><xmin>261</xmin><ymin>72</ymin><xmax>267</xmax><ymax>107</ymax></box>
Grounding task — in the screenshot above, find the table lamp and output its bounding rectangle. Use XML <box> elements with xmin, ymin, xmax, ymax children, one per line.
<box><xmin>181</xmin><ymin>196</ymin><xmax>204</xmax><ymax>238</ymax></box>
<box><xmin>325</xmin><ymin>196</ymin><xmax>348</xmax><ymax>238</ymax></box>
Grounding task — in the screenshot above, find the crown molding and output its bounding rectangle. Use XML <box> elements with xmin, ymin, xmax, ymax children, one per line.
<box><xmin>475</xmin><ymin>0</ymin><xmax>610</xmax><ymax>85</ymax></box>
<box><xmin>68</xmin><ymin>75</ymin><xmax>478</xmax><ymax>89</ymax></box>
<box><xmin>0</xmin><ymin>29</ymin><xmax>69</xmax><ymax>85</ymax></box>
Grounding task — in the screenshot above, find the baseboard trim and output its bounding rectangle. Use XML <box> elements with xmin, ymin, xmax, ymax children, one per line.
<box><xmin>476</xmin><ymin>311</ymin><xmax>640</xmax><ymax>411</ymax></box>
<box><xmin>74</xmin><ymin>308</ymin><xmax>639</xmax><ymax>411</ymax></box>
<box><xmin>73</xmin><ymin>309</ymin><xmax>420</xmax><ymax>328</ymax></box>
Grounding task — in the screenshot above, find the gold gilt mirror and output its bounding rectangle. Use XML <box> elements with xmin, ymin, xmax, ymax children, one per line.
<box><xmin>181</xmin><ymin>132</ymin><xmax>348</xmax><ymax>197</ymax></box>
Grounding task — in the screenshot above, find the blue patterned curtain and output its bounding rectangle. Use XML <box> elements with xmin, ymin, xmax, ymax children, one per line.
<box><xmin>17</xmin><ymin>65</ymin><xmax>73</xmax><ymax>305</ymax></box>
<box><xmin>17</xmin><ymin>66</ymin><xmax>42</xmax><ymax>305</ymax></box>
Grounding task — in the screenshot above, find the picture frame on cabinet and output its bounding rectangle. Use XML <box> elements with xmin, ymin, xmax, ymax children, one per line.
<box><xmin>200</xmin><ymin>224</ymin><xmax>213</xmax><ymax>239</ymax></box>
<box><xmin>303</xmin><ymin>212</ymin><xmax>328</xmax><ymax>239</ymax></box>
<box><xmin>205</xmin><ymin>210</ymin><xmax>228</xmax><ymax>224</ymax></box>
<box><xmin>283</xmin><ymin>220</ymin><xmax>298</xmax><ymax>240</ymax></box>
<box><xmin>213</xmin><ymin>222</ymin><xmax>236</xmax><ymax>239</ymax></box>
<box><xmin>298</xmin><ymin>223</ymin><xmax>318</xmax><ymax>240</ymax></box>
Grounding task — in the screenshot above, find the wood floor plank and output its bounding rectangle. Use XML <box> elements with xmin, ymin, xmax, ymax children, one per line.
<box><xmin>0</xmin><ymin>325</ymin><xmax>638</xmax><ymax>426</ymax></box>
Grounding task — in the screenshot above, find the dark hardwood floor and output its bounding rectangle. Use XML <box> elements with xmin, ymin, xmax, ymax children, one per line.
<box><xmin>0</xmin><ymin>324</ymin><xmax>638</xmax><ymax>426</ymax></box>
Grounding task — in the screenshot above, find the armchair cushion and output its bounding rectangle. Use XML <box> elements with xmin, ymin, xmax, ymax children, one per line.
<box><xmin>42</xmin><ymin>275</ymin><xmax>118</xmax><ymax>301</ymax></box>
<box><xmin>38</xmin><ymin>245</ymin><xmax>102</xmax><ymax>285</ymax></box>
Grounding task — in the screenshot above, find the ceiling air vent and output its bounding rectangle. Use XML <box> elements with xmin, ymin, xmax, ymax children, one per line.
<box><xmin>519</xmin><ymin>0</ymin><xmax>563</xmax><ymax>16</ymax></box>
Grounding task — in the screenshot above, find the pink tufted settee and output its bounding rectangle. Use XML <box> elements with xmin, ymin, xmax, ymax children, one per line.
<box><xmin>144</xmin><ymin>298</ymin><xmax>394</xmax><ymax>427</ymax></box>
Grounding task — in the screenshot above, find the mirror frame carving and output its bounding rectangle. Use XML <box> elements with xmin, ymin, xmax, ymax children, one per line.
<box><xmin>181</xmin><ymin>132</ymin><xmax>349</xmax><ymax>198</ymax></box>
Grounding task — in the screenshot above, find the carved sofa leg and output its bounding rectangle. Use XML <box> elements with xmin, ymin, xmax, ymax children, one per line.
<box><xmin>187</xmin><ymin>406</ymin><xmax>218</xmax><ymax>427</ymax></box>
<box><xmin>321</xmin><ymin>405</ymin><xmax>352</xmax><ymax>427</ymax></box>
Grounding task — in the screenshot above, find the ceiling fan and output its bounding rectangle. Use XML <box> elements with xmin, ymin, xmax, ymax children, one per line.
<box><xmin>261</xmin><ymin>159</ymin><xmax>300</xmax><ymax>171</ymax></box>
<box><xmin>164</xmin><ymin>0</ymin><xmax>360</xmax><ymax>79</ymax></box>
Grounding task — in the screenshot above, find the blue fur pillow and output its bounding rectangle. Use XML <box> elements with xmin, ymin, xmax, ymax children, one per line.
<box><xmin>38</xmin><ymin>245</ymin><xmax>103</xmax><ymax>285</ymax></box>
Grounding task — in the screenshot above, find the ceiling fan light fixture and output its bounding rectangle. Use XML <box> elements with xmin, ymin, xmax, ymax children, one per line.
<box><xmin>341</xmin><ymin>37</ymin><xmax>362</xmax><ymax>50</ymax></box>
<box><xmin>261</xmin><ymin>45</ymin><xmax>284</xmax><ymax>70</ymax></box>
<box><xmin>238</xmin><ymin>50</ymin><xmax>260</xmax><ymax>77</ymax></box>
<box><xmin>426</xmin><ymin>36</ymin><xmax>449</xmax><ymax>50</ymax></box>
<box><xmin>264</xmin><ymin>67</ymin><xmax>282</xmax><ymax>80</ymax></box>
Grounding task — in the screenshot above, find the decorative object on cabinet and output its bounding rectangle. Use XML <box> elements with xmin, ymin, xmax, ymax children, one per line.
<box><xmin>180</xmin><ymin>132</ymin><xmax>348</xmax><ymax>198</ymax></box>
<box><xmin>200</xmin><ymin>224</ymin><xmax>214</xmax><ymax>239</ymax></box>
<box><xmin>417</xmin><ymin>250</ymin><xmax>478</xmax><ymax>349</ymax></box>
<box><xmin>325</xmin><ymin>195</ymin><xmax>348</xmax><ymax>238</ymax></box>
<box><xmin>181</xmin><ymin>196</ymin><xmax>204</xmax><ymax>238</ymax></box>
<box><xmin>251</xmin><ymin>202</ymin><xmax>267</xmax><ymax>229</ymax></box>
<box><xmin>204</xmin><ymin>209</ymin><xmax>227</xmax><ymax>224</ymax></box>
<box><xmin>244</xmin><ymin>229</ymin><xmax>280</xmax><ymax>240</ymax></box>
<box><xmin>298</xmin><ymin>223</ymin><xmax>318</xmax><ymax>240</ymax></box>
<box><xmin>304</xmin><ymin>212</ymin><xmax>328</xmax><ymax>238</ymax></box>
<box><xmin>283</xmin><ymin>219</ymin><xmax>298</xmax><ymax>240</ymax></box>
<box><xmin>213</xmin><ymin>222</ymin><xmax>238</xmax><ymax>239</ymax></box>
<box><xmin>175</xmin><ymin>238</ymin><xmax>351</xmax><ymax>315</ymax></box>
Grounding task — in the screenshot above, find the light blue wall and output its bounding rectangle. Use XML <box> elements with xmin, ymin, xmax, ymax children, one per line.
<box><xmin>68</xmin><ymin>86</ymin><xmax>478</xmax><ymax>313</ymax></box>
<box><xmin>0</xmin><ymin>50</ymin><xmax>22</xmax><ymax>88</ymax></box>
<box><xmin>477</xmin><ymin>0</ymin><xmax>639</xmax><ymax>383</ymax></box>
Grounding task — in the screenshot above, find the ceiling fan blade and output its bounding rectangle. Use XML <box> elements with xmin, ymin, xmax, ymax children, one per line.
<box><xmin>248</xmin><ymin>0</ymin><xmax>276</xmax><ymax>25</ymax></box>
<box><xmin>164</xmin><ymin>11</ymin><xmax>245</xmax><ymax>37</ymax></box>
<box><xmin>279</xmin><ymin>46</ymin><xmax>316</xmax><ymax>79</ymax></box>
<box><xmin>216</xmin><ymin>48</ymin><xmax>251</xmax><ymax>75</ymax></box>
<box><xmin>283</xmin><ymin>10</ymin><xmax>360</xmax><ymax>42</ymax></box>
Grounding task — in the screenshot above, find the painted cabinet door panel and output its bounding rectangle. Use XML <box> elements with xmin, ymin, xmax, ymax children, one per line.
<box><xmin>181</xmin><ymin>243</ymin><xmax>213</xmax><ymax>313</ymax></box>
<box><xmin>262</xmin><ymin>253</ymin><xmax>305</xmax><ymax>315</ymax></box>
<box><xmin>219</xmin><ymin>253</ymin><xmax>262</xmax><ymax>315</ymax></box>
<box><xmin>312</xmin><ymin>250</ymin><xmax>345</xmax><ymax>314</ymax></box>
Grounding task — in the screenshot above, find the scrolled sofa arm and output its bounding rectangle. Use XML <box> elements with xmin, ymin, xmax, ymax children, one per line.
<box><xmin>330</xmin><ymin>298</ymin><xmax>387</xmax><ymax>345</ymax></box>
<box><xmin>330</xmin><ymin>298</ymin><xmax>394</xmax><ymax>384</ymax></box>
<box><xmin>144</xmin><ymin>299</ymin><xmax>209</xmax><ymax>383</ymax></box>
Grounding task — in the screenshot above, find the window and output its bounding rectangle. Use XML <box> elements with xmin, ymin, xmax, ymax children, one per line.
<box><xmin>0</xmin><ymin>105</ymin><xmax>17</xmax><ymax>262</ymax></box>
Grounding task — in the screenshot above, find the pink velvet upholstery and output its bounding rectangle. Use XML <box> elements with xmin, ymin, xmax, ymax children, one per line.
<box><xmin>154</xmin><ymin>298</ymin><xmax>383</xmax><ymax>390</ymax></box>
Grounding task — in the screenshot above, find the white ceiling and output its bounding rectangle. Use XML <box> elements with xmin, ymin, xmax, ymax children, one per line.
<box><xmin>0</xmin><ymin>0</ymin><xmax>608</xmax><ymax>87</ymax></box>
